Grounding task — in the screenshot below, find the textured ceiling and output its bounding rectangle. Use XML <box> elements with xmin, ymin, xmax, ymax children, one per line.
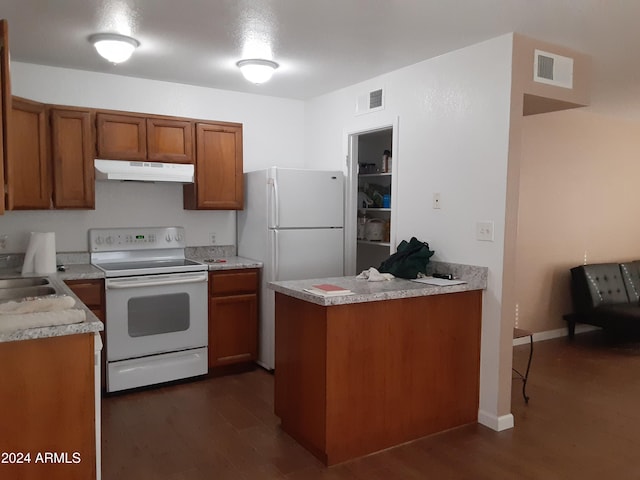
<box><xmin>3</xmin><ymin>0</ymin><xmax>640</xmax><ymax>117</ymax></box>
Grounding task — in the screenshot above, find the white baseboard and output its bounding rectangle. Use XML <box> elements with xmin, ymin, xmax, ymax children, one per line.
<box><xmin>478</xmin><ymin>410</ymin><xmax>514</xmax><ymax>431</ymax></box>
<box><xmin>512</xmin><ymin>324</ymin><xmax>599</xmax><ymax>346</ymax></box>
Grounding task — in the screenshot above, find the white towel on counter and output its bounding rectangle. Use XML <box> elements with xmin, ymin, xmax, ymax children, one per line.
<box><xmin>356</xmin><ymin>267</ymin><xmax>395</xmax><ymax>282</ymax></box>
<box><xmin>0</xmin><ymin>308</ymin><xmax>86</xmax><ymax>334</ymax></box>
<box><xmin>0</xmin><ymin>295</ymin><xmax>76</xmax><ymax>315</ymax></box>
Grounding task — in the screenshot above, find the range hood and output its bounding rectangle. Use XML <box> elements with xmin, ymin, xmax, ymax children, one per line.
<box><xmin>95</xmin><ymin>159</ymin><xmax>194</xmax><ymax>183</ymax></box>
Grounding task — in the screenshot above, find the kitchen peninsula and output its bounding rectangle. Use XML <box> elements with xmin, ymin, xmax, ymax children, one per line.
<box><xmin>270</xmin><ymin>263</ymin><xmax>487</xmax><ymax>465</ymax></box>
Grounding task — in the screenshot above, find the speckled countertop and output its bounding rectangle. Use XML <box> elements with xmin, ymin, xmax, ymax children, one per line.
<box><xmin>269</xmin><ymin>263</ymin><xmax>488</xmax><ymax>306</ymax></box>
<box><xmin>0</xmin><ymin>272</ymin><xmax>104</xmax><ymax>343</ymax></box>
<box><xmin>186</xmin><ymin>255</ymin><xmax>263</xmax><ymax>271</ymax></box>
<box><xmin>0</xmin><ymin>253</ymin><xmax>261</xmax><ymax>343</ymax></box>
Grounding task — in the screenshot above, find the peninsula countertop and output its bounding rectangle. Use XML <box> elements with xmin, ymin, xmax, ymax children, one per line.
<box><xmin>269</xmin><ymin>263</ymin><xmax>488</xmax><ymax>307</ymax></box>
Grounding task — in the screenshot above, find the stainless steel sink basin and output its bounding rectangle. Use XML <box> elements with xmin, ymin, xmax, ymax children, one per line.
<box><xmin>0</xmin><ymin>285</ymin><xmax>57</xmax><ymax>301</ymax></box>
<box><xmin>0</xmin><ymin>277</ymin><xmax>50</xmax><ymax>289</ymax></box>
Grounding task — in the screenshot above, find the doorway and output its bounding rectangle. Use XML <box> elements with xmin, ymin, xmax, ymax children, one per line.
<box><xmin>344</xmin><ymin>119</ymin><xmax>399</xmax><ymax>276</ymax></box>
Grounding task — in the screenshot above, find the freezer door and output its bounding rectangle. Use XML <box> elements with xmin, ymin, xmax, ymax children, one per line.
<box><xmin>268</xmin><ymin>168</ymin><xmax>344</xmax><ymax>229</ymax></box>
<box><xmin>271</xmin><ymin>228</ymin><xmax>344</xmax><ymax>280</ymax></box>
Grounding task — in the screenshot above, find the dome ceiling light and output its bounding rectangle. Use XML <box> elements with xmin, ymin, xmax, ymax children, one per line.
<box><xmin>89</xmin><ymin>33</ymin><xmax>140</xmax><ymax>64</ymax></box>
<box><xmin>236</xmin><ymin>59</ymin><xmax>279</xmax><ymax>84</ymax></box>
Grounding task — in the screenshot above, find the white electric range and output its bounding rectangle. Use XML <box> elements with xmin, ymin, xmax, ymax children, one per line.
<box><xmin>90</xmin><ymin>226</ymin><xmax>208</xmax><ymax>392</ymax></box>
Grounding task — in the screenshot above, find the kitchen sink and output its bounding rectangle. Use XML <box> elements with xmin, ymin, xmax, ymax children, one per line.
<box><xmin>0</xmin><ymin>277</ymin><xmax>56</xmax><ymax>302</ymax></box>
<box><xmin>0</xmin><ymin>277</ymin><xmax>50</xmax><ymax>289</ymax></box>
<box><xmin>0</xmin><ymin>285</ymin><xmax>57</xmax><ymax>301</ymax></box>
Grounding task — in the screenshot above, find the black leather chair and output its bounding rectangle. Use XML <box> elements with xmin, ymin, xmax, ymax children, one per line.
<box><xmin>565</xmin><ymin>262</ymin><xmax>640</xmax><ymax>337</ymax></box>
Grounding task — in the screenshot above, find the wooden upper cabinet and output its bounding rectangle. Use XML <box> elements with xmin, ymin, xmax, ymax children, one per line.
<box><xmin>50</xmin><ymin>108</ymin><xmax>95</xmax><ymax>209</ymax></box>
<box><xmin>7</xmin><ymin>97</ymin><xmax>50</xmax><ymax>210</ymax></box>
<box><xmin>96</xmin><ymin>112</ymin><xmax>194</xmax><ymax>164</ymax></box>
<box><xmin>147</xmin><ymin>118</ymin><xmax>193</xmax><ymax>163</ymax></box>
<box><xmin>184</xmin><ymin>122</ymin><xmax>243</xmax><ymax>210</ymax></box>
<box><xmin>96</xmin><ymin>113</ymin><xmax>146</xmax><ymax>160</ymax></box>
<box><xmin>0</xmin><ymin>19</ymin><xmax>11</xmax><ymax>215</ymax></box>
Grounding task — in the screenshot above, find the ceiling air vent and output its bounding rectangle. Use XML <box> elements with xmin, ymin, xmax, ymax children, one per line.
<box><xmin>355</xmin><ymin>87</ymin><xmax>385</xmax><ymax>115</ymax></box>
<box><xmin>533</xmin><ymin>49</ymin><xmax>574</xmax><ymax>89</ymax></box>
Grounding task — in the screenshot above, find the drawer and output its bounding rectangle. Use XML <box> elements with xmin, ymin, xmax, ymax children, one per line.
<box><xmin>210</xmin><ymin>270</ymin><xmax>258</xmax><ymax>296</ymax></box>
<box><xmin>65</xmin><ymin>280</ymin><xmax>104</xmax><ymax>307</ymax></box>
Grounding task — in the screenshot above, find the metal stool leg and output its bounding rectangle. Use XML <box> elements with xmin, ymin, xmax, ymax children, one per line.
<box><xmin>521</xmin><ymin>334</ymin><xmax>533</xmax><ymax>403</ymax></box>
<box><xmin>513</xmin><ymin>328</ymin><xmax>533</xmax><ymax>404</ymax></box>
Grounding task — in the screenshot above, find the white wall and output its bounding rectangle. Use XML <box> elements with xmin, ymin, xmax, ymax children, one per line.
<box><xmin>7</xmin><ymin>38</ymin><xmax>517</xmax><ymax>424</ymax></box>
<box><xmin>4</xmin><ymin>62</ymin><xmax>306</xmax><ymax>252</ymax></box>
<box><xmin>304</xmin><ymin>35</ymin><xmax>514</xmax><ymax>426</ymax></box>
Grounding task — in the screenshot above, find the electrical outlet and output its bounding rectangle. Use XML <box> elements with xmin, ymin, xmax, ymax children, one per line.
<box><xmin>209</xmin><ymin>233</ymin><xmax>217</xmax><ymax>245</ymax></box>
<box><xmin>433</xmin><ymin>193</ymin><xmax>441</xmax><ymax>209</ymax></box>
<box><xmin>476</xmin><ymin>221</ymin><xmax>494</xmax><ymax>241</ymax></box>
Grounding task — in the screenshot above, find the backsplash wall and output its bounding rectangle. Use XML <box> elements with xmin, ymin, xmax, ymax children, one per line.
<box><xmin>0</xmin><ymin>181</ymin><xmax>236</xmax><ymax>253</ymax></box>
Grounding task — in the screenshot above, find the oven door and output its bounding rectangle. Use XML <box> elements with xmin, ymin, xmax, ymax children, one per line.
<box><xmin>105</xmin><ymin>271</ymin><xmax>208</xmax><ymax>362</ymax></box>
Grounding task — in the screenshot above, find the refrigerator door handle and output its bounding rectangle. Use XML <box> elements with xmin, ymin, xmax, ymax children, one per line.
<box><xmin>270</xmin><ymin>175</ymin><xmax>280</xmax><ymax>228</ymax></box>
<box><xmin>273</xmin><ymin>230</ymin><xmax>279</xmax><ymax>280</ymax></box>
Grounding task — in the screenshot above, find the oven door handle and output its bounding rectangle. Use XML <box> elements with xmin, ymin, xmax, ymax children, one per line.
<box><xmin>105</xmin><ymin>273</ymin><xmax>208</xmax><ymax>289</ymax></box>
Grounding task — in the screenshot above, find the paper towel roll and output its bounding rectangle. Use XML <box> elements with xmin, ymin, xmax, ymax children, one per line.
<box><xmin>21</xmin><ymin>232</ymin><xmax>38</xmax><ymax>275</ymax></box>
<box><xmin>21</xmin><ymin>232</ymin><xmax>56</xmax><ymax>275</ymax></box>
<box><xmin>35</xmin><ymin>232</ymin><xmax>56</xmax><ymax>274</ymax></box>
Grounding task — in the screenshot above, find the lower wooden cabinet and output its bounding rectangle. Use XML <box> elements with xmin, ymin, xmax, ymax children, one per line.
<box><xmin>65</xmin><ymin>279</ymin><xmax>106</xmax><ymax>389</ymax></box>
<box><xmin>0</xmin><ymin>334</ymin><xmax>97</xmax><ymax>480</ymax></box>
<box><xmin>208</xmin><ymin>269</ymin><xmax>258</xmax><ymax>368</ymax></box>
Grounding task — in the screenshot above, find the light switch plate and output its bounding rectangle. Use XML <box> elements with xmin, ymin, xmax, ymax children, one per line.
<box><xmin>476</xmin><ymin>221</ymin><xmax>494</xmax><ymax>241</ymax></box>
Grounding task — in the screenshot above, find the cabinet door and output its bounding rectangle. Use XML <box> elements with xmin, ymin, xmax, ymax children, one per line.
<box><xmin>184</xmin><ymin>122</ymin><xmax>243</xmax><ymax>210</ymax></box>
<box><xmin>96</xmin><ymin>113</ymin><xmax>146</xmax><ymax>160</ymax></box>
<box><xmin>7</xmin><ymin>97</ymin><xmax>50</xmax><ymax>210</ymax></box>
<box><xmin>147</xmin><ymin>118</ymin><xmax>193</xmax><ymax>163</ymax></box>
<box><xmin>65</xmin><ymin>279</ymin><xmax>106</xmax><ymax>391</ymax></box>
<box><xmin>51</xmin><ymin>108</ymin><xmax>95</xmax><ymax>209</ymax></box>
<box><xmin>0</xmin><ymin>334</ymin><xmax>96</xmax><ymax>480</ymax></box>
<box><xmin>0</xmin><ymin>19</ymin><xmax>11</xmax><ymax>215</ymax></box>
<box><xmin>209</xmin><ymin>293</ymin><xmax>258</xmax><ymax>368</ymax></box>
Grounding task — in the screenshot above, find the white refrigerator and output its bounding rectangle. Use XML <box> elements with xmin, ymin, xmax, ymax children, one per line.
<box><xmin>237</xmin><ymin>167</ymin><xmax>345</xmax><ymax>369</ymax></box>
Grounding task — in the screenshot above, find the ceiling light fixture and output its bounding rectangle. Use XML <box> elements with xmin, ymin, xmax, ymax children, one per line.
<box><xmin>236</xmin><ymin>59</ymin><xmax>279</xmax><ymax>84</ymax></box>
<box><xmin>89</xmin><ymin>33</ymin><xmax>140</xmax><ymax>64</ymax></box>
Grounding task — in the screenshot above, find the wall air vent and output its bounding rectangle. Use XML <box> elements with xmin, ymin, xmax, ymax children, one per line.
<box><xmin>355</xmin><ymin>87</ymin><xmax>385</xmax><ymax>115</ymax></box>
<box><xmin>369</xmin><ymin>89</ymin><xmax>383</xmax><ymax>109</ymax></box>
<box><xmin>533</xmin><ymin>49</ymin><xmax>574</xmax><ymax>89</ymax></box>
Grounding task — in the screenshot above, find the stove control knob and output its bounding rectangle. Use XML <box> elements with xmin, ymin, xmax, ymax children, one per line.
<box><xmin>175</xmin><ymin>233</ymin><xmax>184</xmax><ymax>242</ymax></box>
<box><xmin>105</xmin><ymin>236</ymin><xmax>114</xmax><ymax>245</ymax></box>
<box><xmin>165</xmin><ymin>234</ymin><xmax>173</xmax><ymax>242</ymax></box>
<box><xmin>95</xmin><ymin>236</ymin><xmax>104</xmax><ymax>245</ymax></box>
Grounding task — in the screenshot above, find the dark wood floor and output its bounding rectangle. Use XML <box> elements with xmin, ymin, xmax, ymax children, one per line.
<box><xmin>102</xmin><ymin>331</ymin><xmax>640</xmax><ymax>479</ymax></box>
